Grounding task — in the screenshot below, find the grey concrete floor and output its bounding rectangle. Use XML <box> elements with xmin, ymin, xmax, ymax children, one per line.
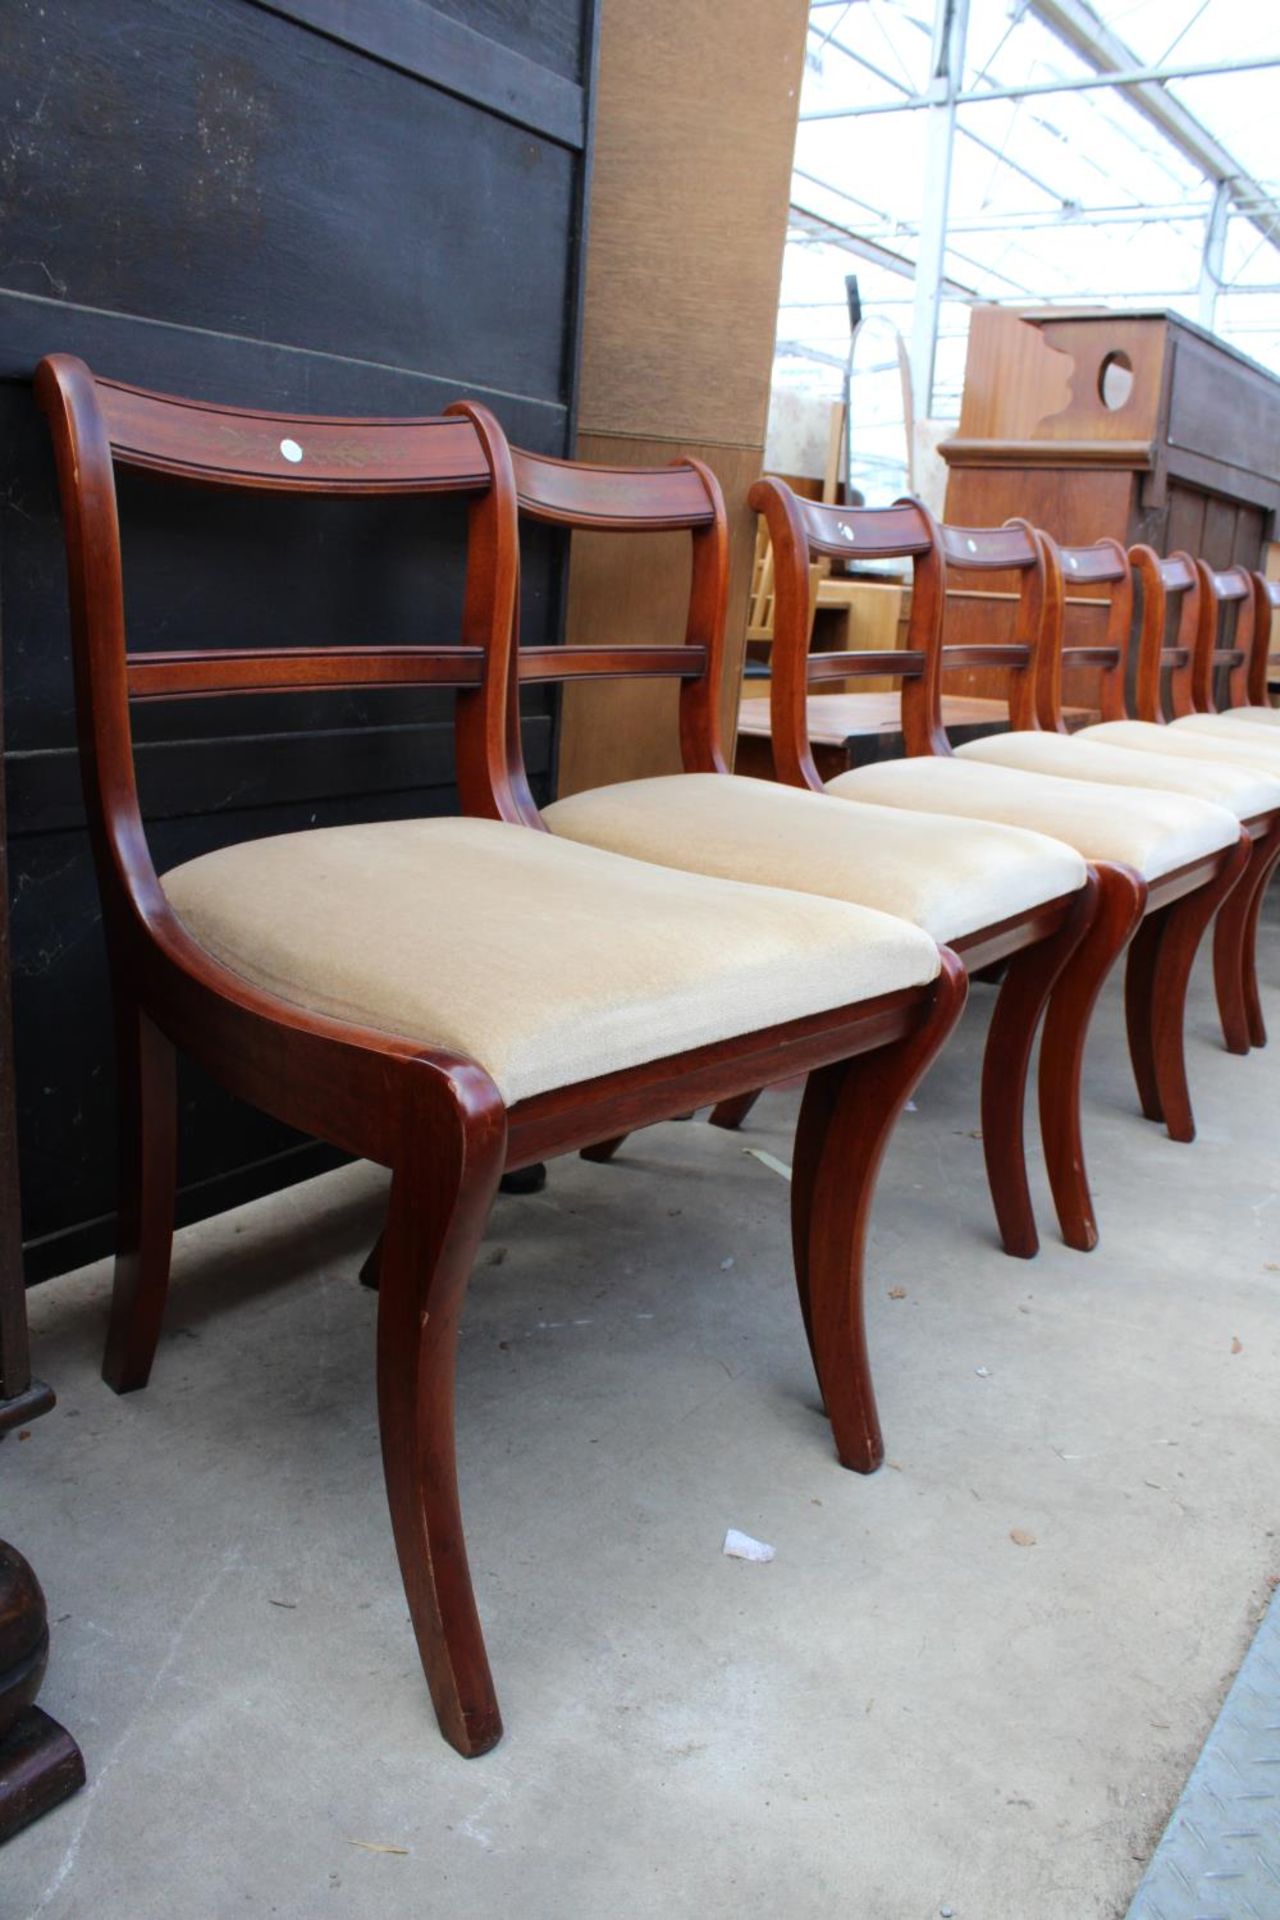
<box><xmin>4</xmin><ymin>935</ymin><xmax>1279</xmax><ymax>1920</ymax></box>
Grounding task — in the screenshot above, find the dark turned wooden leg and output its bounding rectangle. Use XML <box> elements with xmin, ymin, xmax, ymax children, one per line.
<box><xmin>709</xmin><ymin>1089</ymin><xmax>763</xmax><ymax>1131</ymax></box>
<box><xmin>980</xmin><ymin>876</ymin><xmax>1099</xmax><ymax>1260</ymax></box>
<box><xmin>793</xmin><ymin>950</ymin><xmax>967</xmax><ymax>1473</ymax></box>
<box><xmin>498</xmin><ymin>1163</ymin><xmax>546</xmax><ymax>1194</ymax></box>
<box><xmin>1124</xmin><ymin>910</ymin><xmax>1169</xmax><ymax>1124</ymax></box>
<box><xmin>1039</xmin><ymin>865</ymin><xmax>1146</xmax><ymax>1254</ymax></box>
<box><xmin>1242</xmin><ymin>837</ymin><xmax>1279</xmax><ymax>1048</ymax></box>
<box><xmin>376</xmin><ymin>1075</ymin><xmax>506</xmax><ymax>1758</ymax></box>
<box><xmin>0</xmin><ymin>1541</ymin><xmax>85</xmax><ymax>1842</ymax></box>
<box><xmin>1147</xmin><ymin>833</ymin><xmax>1252</xmax><ymax>1145</ymax></box>
<box><xmin>103</xmin><ymin>999</ymin><xmax>177</xmax><ymax>1393</ymax></box>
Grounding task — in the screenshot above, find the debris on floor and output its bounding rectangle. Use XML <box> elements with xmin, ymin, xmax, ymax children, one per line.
<box><xmin>723</xmin><ymin>1529</ymin><xmax>775</xmax><ymax>1563</ymax></box>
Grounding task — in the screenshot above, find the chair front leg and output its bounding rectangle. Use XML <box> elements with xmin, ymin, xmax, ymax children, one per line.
<box><xmin>793</xmin><ymin>951</ymin><xmax>967</xmax><ymax>1473</ymax></box>
<box><xmin>104</xmin><ymin>995</ymin><xmax>178</xmax><ymax>1393</ymax></box>
<box><xmin>979</xmin><ymin>877</ymin><xmax>1099</xmax><ymax>1260</ymax></box>
<box><xmin>1214</xmin><ymin>816</ymin><xmax>1280</xmax><ymax>1052</ymax></box>
<box><xmin>1242</xmin><ymin>839</ymin><xmax>1279</xmax><ymax>1048</ymax></box>
<box><xmin>376</xmin><ymin>1067</ymin><xmax>507</xmax><ymax>1757</ymax></box>
<box><xmin>1039</xmin><ymin>865</ymin><xmax>1146</xmax><ymax>1253</ymax></box>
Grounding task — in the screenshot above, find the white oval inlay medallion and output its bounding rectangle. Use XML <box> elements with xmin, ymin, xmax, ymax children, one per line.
<box><xmin>279</xmin><ymin>438</ymin><xmax>304</xmax><ymax>464</ymax></box>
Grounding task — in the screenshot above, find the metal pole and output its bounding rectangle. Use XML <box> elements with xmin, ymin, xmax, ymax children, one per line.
<box><xmin>911</xmin><ymin>0</ymin><xmax>968</xmax><ymax>418</ymax></box>
<box><xmin>1198</xmin><ymin>180</ymin><xmax>1231</xmax><ymax>332</ymax></box>
<box><xmin>800</xmin><ymin>48</ymin><xmax>1280</xmax><ymax>117</ymax></box>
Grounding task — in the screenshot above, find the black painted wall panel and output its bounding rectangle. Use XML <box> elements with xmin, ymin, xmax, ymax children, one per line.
<box><xmin>2</xmin><ymin>0</ymin><xmax>579</xmax><ymax>398</ymax></box>
<box><xmin>0</xmin><ymin>0</ymin><xmax>593</xmax><ymax>1274</ymax></box>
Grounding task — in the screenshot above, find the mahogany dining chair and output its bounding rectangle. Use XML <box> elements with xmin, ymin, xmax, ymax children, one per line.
<box><xmin>1046</xmin><ymin>552</ymin><xmax>1280</xmax><ymax>1049</ymax></box>
<box><xmin>37</xmin><ymin>353</ymin><xmax>964</xmax><ymax>1756</ymax></box>
<box><xmin>494</xmin><ymin>442</ymin><xmax>1102</xmax><ymax>1259</ymax></box>
<box><xmin>950</xmin><ymin>534</ymin><xmax>1280</xmax><ymax>1063</ymax></box>
<box><xmin>763</xmin><ymin>491</ymin><xmax>1248</xmax><ymax>1182</ymax></box>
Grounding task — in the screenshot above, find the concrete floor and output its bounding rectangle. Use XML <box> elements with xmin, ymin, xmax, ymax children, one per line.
<box><xmin>4</xmin><ymin>936</ymin><xmax>1279</xmax><ymax>1920</ymax></box>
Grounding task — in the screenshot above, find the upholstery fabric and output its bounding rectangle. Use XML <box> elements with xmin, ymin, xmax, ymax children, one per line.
<box><xmin>1183</xmin><ymin>707</ymin><xmax>1280</xmax><ymax>729</ymax></box>
<box><xmin>958</xmin><ymin>728</ymin><xmax>1280</xmax><ymax>820</ymax></box>
<box><xmin>827</xmin><ymin>756</ymin><xmax>1239</xmax><ymax>881</ymax></box>
<box><xmin>1170</xmin><ymin>713</ymin><xmax>1280</xmax><ymax>758</ymax></box>
<box><xmin>162</xmin><ymin>817</ymin><xmax>941</xmax><ymax>1107</ymax></box>
<box><xmin>543</xmin><ymin>771</ymin><xmax>1086</xmax><ymax>944</ymax></box>
<box><xmin>1082</xmin><ymin>719</ymin><xmax>1280</xmax><ymax>782</ymax></box>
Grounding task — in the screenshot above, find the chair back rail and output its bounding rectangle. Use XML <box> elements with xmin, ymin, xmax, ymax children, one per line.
<box><xmin>35</xmin><ymin>354</ymin><xmax>525</xmax><ymax>953</ymax></box>
<box><xmin>1257</xmin><ymin>575</ymin><xmax>1280</xmax><ymax>710</ymax></box>
<box><xmin>504</xmin><ymin>446</ymin><xmax>730</xmax><ymax>791</ymax></box>
<box><xmin>1033</xmin><ymin>533</ymin><xmax>1130</xmax><ymax>732</ymax></box>
<box><xmin>1129</xmin><ymin>546</ymin><xmax>1201</xmax><ymax>723</ymax></box>
<box><xmin>748</xmin><ymin>485</ymin><xmax>947</xmax><ymax>789</ymax></box>
<box><xmin>935</xmin><ymin>518</ymin><xmax>1046</xmax><ymax>735</ymax></box>
<box><xmin>1192</xmin><ymin>560</ymin><xmax>1259</xmax><ymax>715</ymax></box>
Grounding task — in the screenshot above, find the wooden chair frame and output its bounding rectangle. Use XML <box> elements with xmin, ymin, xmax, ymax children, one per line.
<box><xmin>497</xmin><ymin>454</ymin><xmax>1098</xmax><ymax>1260</ymax></box>
<box><xmin>1032</xmin><ymin>537</ymin><xmax>1280</xmax><ymax>1058</ymax></box>
<box><xmin>36</xmin><ymin>354</ymin><xmax>967</xmax><ymax>1757</ymax></box>
<box><xmin>761</xmin><ymin>482</ymin><xmax>1250</xmax><ymax>1202</ymax></box>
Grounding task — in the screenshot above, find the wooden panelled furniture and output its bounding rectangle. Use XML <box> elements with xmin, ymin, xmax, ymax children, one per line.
<box><xmin>502</xmin><ymin>446</ymin><xmax>1111</xmax><ymax>1260</ymax></box>
<box><xmin>941</xmin><ymin>305</ymin><xmax>1280</xmax><ymax>571</ymax></box>
<box><xmin>752</xmin><ymin>482</ymin><xmax>1248</xmax><ymax>1204</ymax></box>
<box><xmin>37</xmin><ymin>353</ymin><xmax>974</xmax><ymax>1757</ymax></box>
<box><xmin>0</xmin><ymin>723</ymin><xmax>84</xmax><ymax>1835</ymax></box>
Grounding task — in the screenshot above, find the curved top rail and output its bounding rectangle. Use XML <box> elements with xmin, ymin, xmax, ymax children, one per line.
<box><xmin>1156</xmin><ymin>553</ymin><xmax>1197</xmax><ymax>592</ymax></box>
<box><xmin>938</xmin><ymin>522</ymin><xmax>1037</xmax><ymax>572</ymax></box>
<box><xmin>510</xmin><ymin>447</ymin><xmax>716</xmax><ymax>529</ymax></box>
<box><xmin>1202</xmin><ymin>563</ymin><xmax>1253</xmax><ymax>603</ymax></box>
<box><xmin>83</xmin><ymin>364</ymin><xmax>491</xmax><ymax>494</ymax></box>
<box><xmin>1054</xmin><ymin>540</ymin><xmax>1128</xmax><ymax>585</ymax></box>
<box><xmin>788</xmin><ymin>496</ymin><xmax>932</xmax><ymax>562</ymax></box>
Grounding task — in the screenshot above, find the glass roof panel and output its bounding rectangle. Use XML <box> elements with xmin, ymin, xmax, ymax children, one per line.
<box><xmin>777</xmin><ymin>0</ymin><xmax>1280</xmax><ymax>434</ymax></box>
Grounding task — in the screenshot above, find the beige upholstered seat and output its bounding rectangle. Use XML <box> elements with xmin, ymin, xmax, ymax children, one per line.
<box><xmin>161</xmin><ymin>817</ymin><xmax>940</xmax><ymax>1107</ymax></box>
<box><xmin>827</xmin><ymin>757</ymin><xmax>1239</xmax><ymax>882</ymax></box>
<box><xmin>1169</xmin><ymin>713</ymin><xmax>1280</xmax><ymax>755</ymax></box>
<box><xmin>1080</xmin><ymin>718</ymin><xmax>1280</xmax><ymax>780</ymax></box>
<box><xmin>542</xmin><ymin>772</ymin><xmax>1086</xmax><ymax>945</ymax></box>
<box><xmin>1187</xmin><ymin>707</ymin><xmax>1280</xmax><ymax>729</ymax></box>
<box><xmin>955</xmin><ymin>728</ymin><xmax>1280</xmax><ymax>820</ymax></box>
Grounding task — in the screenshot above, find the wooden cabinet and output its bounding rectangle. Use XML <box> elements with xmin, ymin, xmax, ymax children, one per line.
<box><xmin>937</xmin><ymin>305</ymin><xmax>1280</xmax><ymax>691</ymax></box>
<box><xmin>942</xmin><ymin>304</ymin><xmax>1280</xmax><ymax>563</ymax></box>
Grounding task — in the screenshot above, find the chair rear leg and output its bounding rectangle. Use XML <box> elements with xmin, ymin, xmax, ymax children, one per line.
<box><xmin>1039</xmin><ymin>865</ymin><xmax>1145</xmax><ymax>1253</ymax></box>
<box><xmin>1147</xmin><ymin>834</ymin><xmax>1252</xmax><ymax>1144</ymax></box>
<box><xmin>376</xmin><ymin>1076</ymin><xmax>506</xmax><ymax>1758</ymax></box>
<box><xmin>709</xmin><ymin>1089</ymin><xmax>763</xmax><ymax>1131</ymax></box>
<box><xmin>103</xmin><ymin>999</ymin><xmax>177</xmax><ymax>1394</ymax></box>
<box><xmin>1124</xmin><ymin>910</ymin><xmax>1169</xmax><ymax>1124</ymax></box>
<box><xmin>979</xmin><ymin>877</ymin><xmax>1098</xmax><ymax>1260</ymax></box>
<box><xmin>580</xmin><ymin>1135</ymin><xmax>626</xmax><ymax>1163</ymax></box>
<box><xmin>792</xmin><ymin>951</ymin><xmax>967</xmax><ymax>1472</ymax></box>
